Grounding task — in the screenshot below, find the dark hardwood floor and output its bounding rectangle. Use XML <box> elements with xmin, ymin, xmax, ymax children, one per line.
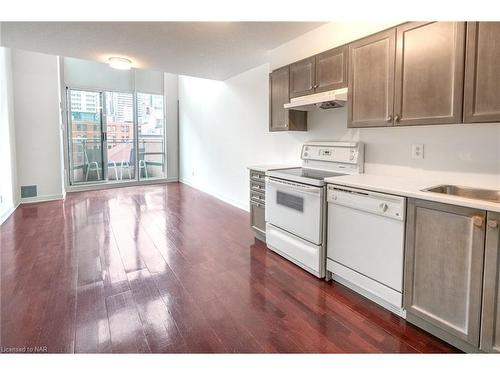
<box><xmin>0</xmin><ymin>183</ymin><xmax>459</xmax><ymax>353</ymax></box>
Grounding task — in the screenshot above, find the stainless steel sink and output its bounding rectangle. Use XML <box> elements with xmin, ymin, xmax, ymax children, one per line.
<box><xmin>423</xmin><ymin>185</ymin><xmax>500</xmax><ymax>203</ymax></box>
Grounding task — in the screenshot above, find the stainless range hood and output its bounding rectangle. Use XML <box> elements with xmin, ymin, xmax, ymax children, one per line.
<box><xmin>284</xmin><ymin>88</ymin><xmax>348</xmax><ymax>111</ymax></box>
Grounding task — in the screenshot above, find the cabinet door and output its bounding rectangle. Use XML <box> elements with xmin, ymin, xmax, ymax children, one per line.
<box><xmin>289</xmin><ymin>57</ymin><xmax>315</xmax><ymax>98</ymax></box>
<box><xmin>315</xmin><ymin>45</ymin><xmax>347</xmax><ymax>93</ymax></box>
<box><xmin>394</xmin><ymin>22</ymin><xmax>466</xmax><ymax>126</ymax></box>
<box><xmin>348</xmin><ymin>29</ymin><xmax>396</xmax><ymax>128</ymax></box>
<box><xmin>250</xmin><ymin>201</ymin><xmax>266</xmax><ymax>235</ymax></box>
<box><xmin>481</xmin><ymin>211</ymin><xmax>500</xmax><ymax>353</ymax></box>
<box><xmin>404</xmin><ymin>199</ymin><xmax>485</xmax><ymax>347</ymax></box>
<box><xmin>464</xmin><ymin>22</ymin><xmax>500</xmax><ymax>123</ymax></box>
<box><xmin>269</xmin><ymin>66</ymin><xmax>290</xmax><ymax>131</ymax></box>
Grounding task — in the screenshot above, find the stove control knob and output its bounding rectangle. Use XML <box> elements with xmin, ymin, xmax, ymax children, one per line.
<box><xmin>379</xmin><ymin>203</ymin><xmax>389</xmax><ymax>212</ymax></box>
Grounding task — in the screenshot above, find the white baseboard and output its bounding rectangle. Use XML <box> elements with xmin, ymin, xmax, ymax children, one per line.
<box><xmin>20</xmin><ymin>194</ymin><xmax>65</xmax><ymax>204</ymax></box>
<box><xmin>0</xmin><ymin>201</ymin><xmax>20</xmax><ymax>226</ymax></box>
<box><xmin>179</xmin><ymin>177</ymin><xmax>249</xmax><ymax>212</ymax></box>
<box><xmin>66</xmin><ymin>177</ymin><xmax>179</xmax><ymax>193</ymax></box>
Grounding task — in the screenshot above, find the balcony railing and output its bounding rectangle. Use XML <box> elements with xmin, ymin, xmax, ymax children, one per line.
<box><xmin>70</xmin><ymin>137</ymin><xmax>165</xmax><ymax>183</ymax></box>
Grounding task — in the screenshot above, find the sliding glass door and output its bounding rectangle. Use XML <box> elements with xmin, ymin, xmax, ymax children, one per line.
<box><xmin>68</xmin><ymin>89</ymin><xmax>105</xmax><ymax>184</ymax></box>
<box><xmin>137</xmin><ymin>93</ymin><xmax>165</xmax><ymax>180</ymax></box>
<box><xmin>104</xmin><ymin>91</ymin><xmax>135</xmax><ymax>181</ymax></box>
<box><xmin>67</xmin><ymin>88</ymin><xmax>166</xmax><ymax>186</ymax></box>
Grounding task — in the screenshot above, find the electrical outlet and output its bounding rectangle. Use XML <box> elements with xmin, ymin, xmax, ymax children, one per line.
<box><xmin>412</xmin><ymin>144</ymin><xmax>424</xmax><ymax>159</ymax></box>
<box><xmin>192</xmin><ymin>169</ymin><xmax>195</xmax><ymax>177</ymax></box>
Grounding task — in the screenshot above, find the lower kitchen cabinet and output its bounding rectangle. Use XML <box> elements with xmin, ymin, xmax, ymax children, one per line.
<box><xmin>250</xmin><ymin>201</ymin><xmax>265</xmax><ymax>236</ymax></box>
<box><xmin>249</xmin><ymin>169</ymin><xmax>266</xmax><ymax>241</ymax></box>
<box><xmin>481</xmin><ymin>211</ymin><xmax>500</xmax><ymax>353</ymax></box>
<box><xmin>404</xmin><ymin>199</ymin><xmax>486</xmax><ymax>352</ymax></box>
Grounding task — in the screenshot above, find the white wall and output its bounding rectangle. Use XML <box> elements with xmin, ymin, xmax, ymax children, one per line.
<box><xmin>0</xmin><ymin>47</ymin><xmax>19</xmax><ymax>223</ymax></box>
<box><xmin>165</xmin><ymin>73</ymin><xmax>179</xmax><ymax>180</ymax></box>
<box><xmin>12</xmin><ymin>49</ymin><xmax>64</xmax><ymax>202</ymax></box>
<box><xmin>179</xmin><ymin>64</ymin><xmax>311</xmax><ymax>209</ymax></box>
<box><xmin>179</xmin><ymin>22</ymin><xmax>500</xmax><ymax>211</ymax></box>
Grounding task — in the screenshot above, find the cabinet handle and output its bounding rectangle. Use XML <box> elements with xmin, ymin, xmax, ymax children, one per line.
<box><xmin>487</xmin><ymin>220</ymin><xmax>499</xmax><ymax>229</ymax></box>
<box><xmin>473</xmin><ymin>216</ymin><xmax>484</xmax><ymax>227</ymax></box>
<box><xmin>394</xmin><ymin>114</ymin><xmax>400</xmax><ymax>122</ymax></box>
<box><xmin>387</xmin><ymin>115</ymin><xmax>392</xmax><ymax>122</ymax></box>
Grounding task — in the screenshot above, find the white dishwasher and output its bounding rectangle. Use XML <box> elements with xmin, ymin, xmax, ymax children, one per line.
<box><xmin>326</xmin><ymin>184</ymin><xmax>406</xmax><ymax>317</ymax></box>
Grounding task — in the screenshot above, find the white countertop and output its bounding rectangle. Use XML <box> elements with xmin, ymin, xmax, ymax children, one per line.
<box><xmin>247</xmin><ymin>164</ymin><xmax>298</xmax><ymax>173</ymax></box>
<box><xmin>325</xmin><ymin>173</ymin><xmax>500</xmax><ymax>213</ymax></box>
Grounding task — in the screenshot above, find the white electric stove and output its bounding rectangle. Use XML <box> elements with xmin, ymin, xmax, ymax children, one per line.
<box><xmin>265</xmin><ymin>141</ymin><xmax>364</xmax><ymax>278</ymax></box>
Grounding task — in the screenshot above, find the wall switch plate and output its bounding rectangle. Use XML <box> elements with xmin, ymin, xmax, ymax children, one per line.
<box><xmin>412</xmin><ymin>144</ymin><xmax>424</xmax><ymax>159</ymax></box>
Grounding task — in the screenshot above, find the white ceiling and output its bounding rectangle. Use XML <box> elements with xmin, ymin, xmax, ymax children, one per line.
<box><xmin>0</xmin><ymin>22</ymin><xmax>324</xmax><ymax>80</ymax></box>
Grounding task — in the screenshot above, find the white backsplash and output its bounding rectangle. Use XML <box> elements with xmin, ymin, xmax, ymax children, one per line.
<box><xmin>305</xmin><ymin>108</ymin><xmax>500</xmax><ymax>188</ymax></box>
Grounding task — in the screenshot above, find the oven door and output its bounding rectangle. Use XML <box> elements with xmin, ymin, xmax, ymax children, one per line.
<box><xmin>265</xmin><ymin>177</ymin><xmax>324</xmax><ymax>245</ymax></box>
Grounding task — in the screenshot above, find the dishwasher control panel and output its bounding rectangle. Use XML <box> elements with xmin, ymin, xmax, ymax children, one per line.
<box><xmin>327</xmin><ymin>184</ymin><xmax>406</xmax><ymax>221</ymax></box>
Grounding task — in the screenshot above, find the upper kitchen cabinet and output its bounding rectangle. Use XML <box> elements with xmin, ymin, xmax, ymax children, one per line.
<box><xmin>289</xmin><ymin>46</ymin><xmax>348</xmax><ymax>98</ymax></box>
<box><xmin>464</xmin><ymin>22</ymin><xmax>500</xmax><ymax>123</ymax></box>
<box><xmin>269</xmin><ymin>66</ymin><xmax>307</xmax><ymax>132</ymax></box>
<box><xmin>315</xmin><ymin>45</ymin><xmax>348</xmax><ymax>93</ymax></box>
<box><xmin>289</xmin><ymin>57</ymin><xmax>316</xmax><ymax>98</ymax></box>
<box><xmin>348</xmin><ymin>29</ymin><xmax>396</xmax><ymax>128</ymax></box>
<box><xmin>394</xmin><ymin>22</ymin><xmax>466</xmax><ymax>126</ymax></box>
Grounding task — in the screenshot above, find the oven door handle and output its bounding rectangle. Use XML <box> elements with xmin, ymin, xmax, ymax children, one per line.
<box><xmin>267</xmin><ymin>178</ymin><xmax>322</xmax><ymax>195</ymax></box>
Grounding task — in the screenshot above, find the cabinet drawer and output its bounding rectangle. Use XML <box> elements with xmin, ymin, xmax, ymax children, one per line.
<box><xmin>249</xmin><ymin>170</ymin><xmax>265</xmax><ymax>183</ymax></box>
<box><xmin>250</xmin><ymin>191</ymin><xmax>266</xmax><ymax>205</ymax></box>
<box><xmin>250</xmin><ymin>180</ymin><xmax>265</xmax><ymax>193</ymax></box>
<box><xmin>250</xmin><ymin>201</ymin><xmax>266</xmax><ymax>234</ymax></box>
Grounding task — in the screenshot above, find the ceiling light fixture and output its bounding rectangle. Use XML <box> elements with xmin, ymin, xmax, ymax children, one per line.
<box><xmin>108</xmin><ymin>57</ymin><xmax>132</xmax><ymax>70</ymax></box>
